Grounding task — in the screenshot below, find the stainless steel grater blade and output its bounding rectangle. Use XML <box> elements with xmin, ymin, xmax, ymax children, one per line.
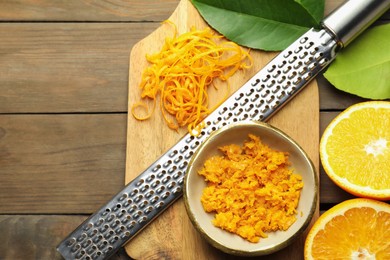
<box><xmin>57</xmin><ymin>0</ymin><xmax>390</xmax><ymax>259</ymax></box>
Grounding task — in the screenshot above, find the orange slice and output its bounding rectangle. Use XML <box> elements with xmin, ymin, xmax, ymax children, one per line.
<box><xmin>320</xmin><ymin>101</ymin><xmax>390</xmax><ymax>200</ymax></box>
<box><xmin>304</xmin><ymin>198</ymin><xmax>390</xmax><ymax>259</ymax></box>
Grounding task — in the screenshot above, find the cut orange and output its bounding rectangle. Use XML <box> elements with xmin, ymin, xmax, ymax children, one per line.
<box><xmin>304</xmin><ymin>198</ymin><xmax>390</xmax><ymax>259</ymax></box>
<box><xmin>320</xmin><ymin>101</ymin><xmax>390</xmax><ymax>200</ymax></box>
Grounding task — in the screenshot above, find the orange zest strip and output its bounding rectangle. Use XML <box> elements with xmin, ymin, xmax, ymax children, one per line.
<box><xmin>131</xmin><ymin>21</ymin><xmax>253</xmax><ymax>135</ymax></box>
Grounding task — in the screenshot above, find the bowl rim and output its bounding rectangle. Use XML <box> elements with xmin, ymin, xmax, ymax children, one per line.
<box><xmin>183</xmin><ymin>120</ymin><xmax>318</xmax><ymax>256</ymax></box>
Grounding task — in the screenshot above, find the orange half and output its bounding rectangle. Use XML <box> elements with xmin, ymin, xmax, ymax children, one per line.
<box><xmin>320</xmin><ymin>101</ymin><xmax>390</xmax><ymax>200</ymax></box>
<box><xmin>304</xmin><ymin>198</ymin><xmax>390</xmax><ymax>259</ymax></box>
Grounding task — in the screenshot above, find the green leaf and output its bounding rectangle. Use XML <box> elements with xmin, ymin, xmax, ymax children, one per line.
<box><xmin>294</xmin><ymin>0</ymin><xmax>324</xmax><ymax>24</ymax></box>
<box><xmin>191</xmin><ymin>0</ymin><xmax>324</xmax><ymax>51</ymax></box>
<box><xmin>324</xmin><ymin>24</ymin><xmax>390</xmax><ymax>100</ymax></box>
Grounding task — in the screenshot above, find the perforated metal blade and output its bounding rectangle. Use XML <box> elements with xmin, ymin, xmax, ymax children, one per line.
<box><xmin>57</xmin><ymin>0</ymin><xmax>390</xmax><ymax>258</ymax></box>
<box><xmin>57</xmin><ymin>27</ymin><xmax>337</xmax><ymax>260</ymax></box>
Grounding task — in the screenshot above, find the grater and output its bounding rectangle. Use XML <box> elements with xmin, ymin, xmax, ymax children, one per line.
<box><xmin>57</xmin><ymin>0</ymin><xmax>390</xmax><ymax>259</ymax></box>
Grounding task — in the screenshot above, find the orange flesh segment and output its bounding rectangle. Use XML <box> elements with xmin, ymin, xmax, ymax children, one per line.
<box><xmin>311</xmin><ymin>207</ymin><xmax>390</xmax><ymax>259</ymax></box>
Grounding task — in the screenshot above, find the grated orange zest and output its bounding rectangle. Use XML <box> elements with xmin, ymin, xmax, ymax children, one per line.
<box><xmin>131</xmin><ymin>21</ymin><xmax>252</xmax><ymax>135</ymax></box>
<box><xmin>199</xmin><ymin>134</ymin><xmax>304</xmax><ymax>243</ymax></box>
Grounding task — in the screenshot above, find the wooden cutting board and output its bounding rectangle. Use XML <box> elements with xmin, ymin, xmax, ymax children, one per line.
<box><xmin>125</xmin><ymin>0</ymin><xmax>319</xmax><ymax>259</ymax></box>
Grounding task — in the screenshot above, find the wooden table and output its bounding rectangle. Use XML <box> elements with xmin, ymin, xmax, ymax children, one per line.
<box><xmin>0</xmin><ymin>1</ymin><xmax>388</xmax><ymax>259</ymax></box>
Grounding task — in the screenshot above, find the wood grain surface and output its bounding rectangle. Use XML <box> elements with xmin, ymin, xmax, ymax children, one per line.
<box><xmin>0</xmin><ymin>0</ymin><xmax>181</xmax><ymax>22</ymax></box>
<box><xmin>0</xmin><ymin>114</ymin><xmax>127</xmax><ymax>213</ymax></box>
<box><xmin>124</xmin><ymin>0</ymin><xmax>319</xmax><ymax>259</ymax></box>
<box><xmin>1</xmin><ymin>0</ymin><xmax>382</xmax><ymax>21</ymax></box>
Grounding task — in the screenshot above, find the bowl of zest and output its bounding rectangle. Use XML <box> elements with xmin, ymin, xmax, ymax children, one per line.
<box><xmin>183</xmin><ymin>121</ymin><xmax>318</xmax><ymax>256</ymax></box>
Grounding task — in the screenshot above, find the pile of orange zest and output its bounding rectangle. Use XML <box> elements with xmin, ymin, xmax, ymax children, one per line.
<box><xmin>131</xmin><ymin>21</ymin><xmax>253</xmax><ymax>135</ymax></box>
<box><xmin>199</xmin><ymin>134</ymin><xmax>304</xmax><ymax>243</ymax></box>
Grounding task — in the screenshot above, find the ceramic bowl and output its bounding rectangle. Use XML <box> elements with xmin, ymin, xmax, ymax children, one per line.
<box><xmin>183</xmin><ymin>121</ymin><xmax>318</xmax><ymax>256</ymax></box>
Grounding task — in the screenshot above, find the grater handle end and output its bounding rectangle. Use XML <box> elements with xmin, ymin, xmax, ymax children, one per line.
<box><xmin>322</xmin><ymin>0</ymin><xmax>390</xmax><ymax>47</ymax></box>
